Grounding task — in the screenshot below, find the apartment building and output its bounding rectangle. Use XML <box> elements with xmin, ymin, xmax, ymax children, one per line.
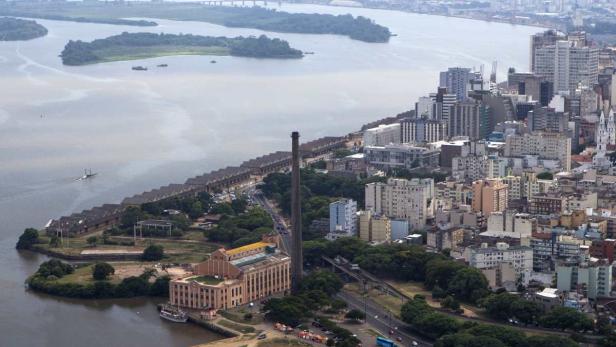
<box><xmin>471</xmin><ymin>178</ymin><xmax>509</xmax><ymax>215</ymax></box>
<box><xmin>358</xmin><ymin>210</ymin><xmax>391</xmax><ymax>243</ymax></box>
<box><xmin>504</xmin><ymin>132</ymin><xmax>571</xmax><ymax>171</ymax></box>
<box><xmin>365</xmin><ymin>178</ymin><xmax>435</xmax><ymax>230</ymax></box>
<box><xmin>467</xmin><ymin>242</ymin><xmax>533</xmax><ymax>285</ymax></box>
<box><xmin>556</xmin><ymin>258</ymin><xmax>612</xmax><ymax>300</ymax></box>
<box><xmin>326</xmin><ymin>198</ymin><xmax>358</xmax><ymax>240</ymax></box>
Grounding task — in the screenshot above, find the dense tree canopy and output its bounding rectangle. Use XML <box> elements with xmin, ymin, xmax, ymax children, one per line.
<box><xmin>0</xmin><ymin>17</ymin><xmax>47</xmax><ymax>41</ymax></box>
<box><xmin>142</xmin><ymin>244</ymin><xmax>164</xmax><ymax>261</ymax></box>
<box><xmin>92</xmin><ymin>262</ymin><xmax>115</xmax><ymax>281</ymax></box>
<box><xmin>16</xmin><ymin>228</ymin><xmax>40</xmax><ymax>250</ymax></box>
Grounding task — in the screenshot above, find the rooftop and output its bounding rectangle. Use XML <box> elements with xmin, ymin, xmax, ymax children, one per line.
<box><xmin>225</xmin><ymin>241</ymin><xmax>272</xmax><ymax>256</ymax></box>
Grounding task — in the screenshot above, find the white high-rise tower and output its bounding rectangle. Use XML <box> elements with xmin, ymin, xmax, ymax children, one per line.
<box><xmin>593</xmin><ymin>109</ymin><xmax>616</xmax><ymax>168</ymax></box>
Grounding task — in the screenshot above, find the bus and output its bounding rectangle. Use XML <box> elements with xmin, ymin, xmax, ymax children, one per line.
<box><xmin>376</xmin><ymin>336</ymin><xmax>397</xmax><ymax>347</ymax></box>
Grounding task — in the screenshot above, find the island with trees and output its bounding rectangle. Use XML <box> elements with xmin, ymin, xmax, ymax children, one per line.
<box><xmin>0</xmin><ymin>17</ymin><xmax>47</xmax><ymax>41</ymax></box>
<box><xmin>0</xmin><ymin>2</ymin><xmax>391</xmax><ymax>43</ymax></box>
<box><xmin>60</xmin><ymin>32</ymin><xmax>303</xmax><ymax>66</ymax></box>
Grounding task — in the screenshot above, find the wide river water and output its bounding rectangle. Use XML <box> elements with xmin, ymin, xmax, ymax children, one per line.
<box><xmin>0</xmin><ymin>3</ymin><xmax>542</xmax><ymax>346</ymax></box>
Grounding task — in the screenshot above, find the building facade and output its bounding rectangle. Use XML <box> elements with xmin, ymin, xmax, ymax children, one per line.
<box><xmin>365</xmin><ymin>178</ymin><xmax>435</xmax><ymax>230</ymax></box>
<box><xmin>327</xmin><ymin>199</ymin><xmax>358</xmax><ymax>240</ymax></box>
<box><xmin>471</xmin><ymin>178</ymin><xmax>509</xmax><ymax>215</ymax></box>
<box><xmin>169</xmin><ymin>235</ymin><xmax>291</xmax><ymax>310</ymax></box>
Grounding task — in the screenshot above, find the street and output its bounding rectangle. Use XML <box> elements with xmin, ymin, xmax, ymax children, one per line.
<box><xmin>337</xmin><ymin>290</ymin><xmax>432</xmax><ymax>347</ymax></box>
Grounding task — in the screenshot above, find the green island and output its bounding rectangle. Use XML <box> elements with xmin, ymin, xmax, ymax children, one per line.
<box><xmin>60</xmin><ymin>32</ymin><xmax>303</xmax><ymax>65</ymax></box>
<box><xmin>0</xmin><ymin>17</ymin><xmax>47</xmax><ymax>41</ymax></box>
<box><xmin>0</xmin><ymin>2</ymin><xmax>391</xmax><ymax>43</ymax></box>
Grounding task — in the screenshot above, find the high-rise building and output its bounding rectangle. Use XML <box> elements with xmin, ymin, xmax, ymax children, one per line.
<box><xmin>429</xmin><ymin>87</ymin><xmax>458</xmax><ymax>124</ymax></box>
<box><xmin>363</xmin><ymin>123</ymin><xmax>401</xmax><ymax>146</ymax></box>
<box><xmin>326</xmin><ymin>199</ymin><xmax>357</xmax><ymax>240</ymax></box>
<box><xmin>439</xmin><ymin>67</ymin><xmax>475</xmax><ymax>101</ymax></box>
<box><xmin>504</xmin><ymin>132</ymin><xmax>572</xmax><ymax>171</ymax></box>
<box><xmin>358</xmin><ymin>210</ymin><xmax>391</xmax><ymax>243</ymax></box>
<box><xmin>448</xmin><ymin>100</ymin><xmax>492</xmax><ymax>140</ymax></box>
<box><xmin>533</xmin><ymin>31</ymin><xmax>599</xmax><ymax>93</ymax></box>
<box><xmin>527</xmin><ymin>106</ymin><xmax>568</xmax><ymax>133</ymax></box>
<box><xmin>530</xmin><ymin>30</ymin><xmax>565</xmax><ymax>72</ymax></box>
<box><xmin>471</xmin><ymin>178</ymin><xmax>509</xmax><ymax>215</ymax></box>
<box><xmin>365</xmin><ymin>178</ymin><xmax>434</xmax><ymax>230</ymax></box>
<box><xmin>400</xmin><ymin>117</ymin><xmax>447</xmax><ymax>143</ymax></box>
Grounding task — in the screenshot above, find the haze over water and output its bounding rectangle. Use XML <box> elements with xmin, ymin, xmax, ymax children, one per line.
<box><xmin>0</xmin><ymin>3</ymin><xmax>542</xmax><ymax>346</ymax></box>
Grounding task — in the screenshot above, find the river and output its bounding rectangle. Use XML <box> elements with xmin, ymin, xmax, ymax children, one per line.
<box><xmin>0</xmin><ymin>3</ymin><xmax>542</xmax><ymax>346</ymax></box>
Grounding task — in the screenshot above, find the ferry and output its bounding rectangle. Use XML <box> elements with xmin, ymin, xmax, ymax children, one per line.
<box><xmin>157</xmin><ymin>64</ymin><xmax>168</xmax><ymax>68</ymax></box>
<box><xmin>76</xmin><ymin>168</ymin><xmax>97</xmax><ymax>181</ymax></box>
<box><xmin>132</xmin><ymin>66</ymin><xmax>148</xmax><ymax>71</ymax></box>
<box><xmin>159</xmin><ymin>305</ymin><xmax>188</xmax><ymax>323</ymax></box>
<box><xmin>210</xmin><ymin>60</ymin><xmax>217</xmax><ymax>64</ymax></box>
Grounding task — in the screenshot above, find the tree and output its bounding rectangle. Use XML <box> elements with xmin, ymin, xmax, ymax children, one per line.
<box><xmin>463</xmin><ymin>325</ymin><xmax>527</xmax><ymax>347</ymax></box>
<box><xmin>16</xmin><ymin>228</ymin><xmax>40</xmax><ymax>250</ymax></box>
<box><xmin>121</xmin><ymin>206</ymin><xmax>145</xmax><ymax>228</ymax></box>
<box><xmin>415</xmin><ymin>312</ymin><xmax>459</xmax><ymax>338</ymax></box>
<box><xmin>263</xmin><ymin>296</ymin><xmax>311</xmax><ymax>327</ymax></box>
<box><xmin>149</xmin><ymin>276</ymin><xmax>170</xmax><ymax>297</ymax></box>
<box><xmin>447</xmin><ymin>267</ymin><xmax>489</xmax><ymax>302</ymax></box>
<box><xmin>425</xmin><ymin>258</ymin><xmax>464</xmax><ymax>290</ymax></box>
<box><xmin>142</xmin><ymin>244</ymin><xmax>164</xmax><ymax>261</ymax></box>
<box><xmin>401</xmin><ymin>297</ymin><xmax>432</xmax><ymax>324</ymax></box>
<box><xmin>92</xmin><ymin>262</ymin><xmax>115</xmax><ymax>281</ymax></box>
<box><xmin>539</xmin><ymin>306</ymin><xmax>594</xmax><ymax>331</ymax></box>
<box><xmin>231</xmin><ymin>198</ymin><xmax>248</xmax><ymax>214</ymax></box>
<box><xmin>527</xmin><ymin>335</ymin><xmax>579</xmax><ymax>347</ymax></box>
<box><xmin>345</xmin><ymin>309</ymin><xmax>366</xmax><ymax>322</ymax></box>
<box><xmin>300</xmin><ymin>270</ymin><xmax>343</xmax><ymax>296</ymax></box>
<box><xmin>36</xmin><ymin>259</ymin><xmax>74</xmax><ymax>278</ymax></box>
<box><xmin>49</xmin><ymin>235</ymin><xmax>61</xmax><ymax>248</ymax></box>
<box><xmin>436</xmin><ymin>333</ymin><xmax>507</xmax><ymax>347</ymax></box>
<box><xmin>86</xmin><ymin>236</ymin><xmax>98</xmax><ymax>246</ymax></box>
<box><xmin>440</xmin><ymin>296</ymin><xmax>461</xmax><ymax>312</ymax></box>
<box><xmin>115</xmin><ymin>276</ymin><xmax>149</xmax><ymax>297</ymax></box>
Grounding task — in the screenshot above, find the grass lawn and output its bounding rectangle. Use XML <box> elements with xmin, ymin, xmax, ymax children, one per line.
<box><xmin>220</xmin><ymin>308</ymin><xmax>263</xmax><ymax>325</ymax></box>
<box><xmin>217</xmin><ymin>319</ymin><xmax>257</xmax><ymax>334</ymax></box>
<box><xmin>89</xmin><ymin>45</ymin><xmax>230</xmax><ymax>65</ymax></box>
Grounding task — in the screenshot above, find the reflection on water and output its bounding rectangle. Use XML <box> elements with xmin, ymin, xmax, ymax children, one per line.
<box><xmin>0</xmin><ymin>3</ymin><xmax>543</xmax><ymax>346</ymax></box>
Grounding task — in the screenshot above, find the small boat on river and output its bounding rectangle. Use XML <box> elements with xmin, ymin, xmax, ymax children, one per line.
<box><xmin>159</xmin><ymin>304</ymin><xmax>188</xmax><ymax>323</ymax></box>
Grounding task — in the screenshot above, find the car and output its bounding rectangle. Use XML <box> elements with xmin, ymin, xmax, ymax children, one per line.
<box><xmin>396</xmin><ymin>337</ymin><xmax>402</xmax><ymax>342</ymax></box>
<box><xmin>411</xmin><ymin>341</ymin><xmax>419</xmax><ymax>346</ymax></box>
<box><xmin>257</xmin><ymin>333</ymin><xmax>267</xmax><ymax>340</ymax></box>
<box><xmin>389</xmin><ymin>329</ymin><xmax>394</xmax><ymax>335</ymax></box>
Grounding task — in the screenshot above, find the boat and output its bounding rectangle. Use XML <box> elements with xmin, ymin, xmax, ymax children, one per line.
<box><xmin>132</xmin><ymin>66</ymin><xmax>148</xmax><ymax>71</ymax></box>
<box><xmin>304</xmin><ymin>51</ymin><xmax>315</xmax><ymax>55</ymax></box>
<box><xmin>159</xmin><ymin>304</ymin><xmax>188</xmax><ymax>323</ymax></box>
<box><xmin>77</xmin><ymin>168</ymin><xmax>97</xmax><ymax>181</ymax></box>
<box><xmin>210</xmin><ymin>60</ymin><xmax>217</xmax><ymax>64</ymax></box>
<box><xmin>157</xmin><ymin>64</ymin><xmax>168</xmax><ymax>68</ymax></box>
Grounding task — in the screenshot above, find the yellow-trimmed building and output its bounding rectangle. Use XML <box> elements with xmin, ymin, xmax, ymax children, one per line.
<box><xmin>169</xmin><ymin>234</ymin><xmax>291</xmax><ymax>310</ymax></box>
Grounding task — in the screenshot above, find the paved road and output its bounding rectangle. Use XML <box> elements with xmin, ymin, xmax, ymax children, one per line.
<box><xmin>249</xmin><ymin>190</ymin><xmax>292</xmax><ymax>253</ymax></box>
<box><xmin>337</xmin><ymin>290</ymin><xmax>432</xmax><ymax>347</ymax></box>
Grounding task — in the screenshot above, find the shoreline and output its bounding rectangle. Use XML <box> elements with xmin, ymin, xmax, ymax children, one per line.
<box><xmin>291</xmin><ymin>0</ymin><xmax>560</xmax><ymax>32</ymax></box>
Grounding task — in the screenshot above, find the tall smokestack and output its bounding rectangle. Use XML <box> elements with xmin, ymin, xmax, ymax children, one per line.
<box><xmin>291</xmin><ymin>131</ymin><xmax>303</xmax><ymax>292</ymax></box>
